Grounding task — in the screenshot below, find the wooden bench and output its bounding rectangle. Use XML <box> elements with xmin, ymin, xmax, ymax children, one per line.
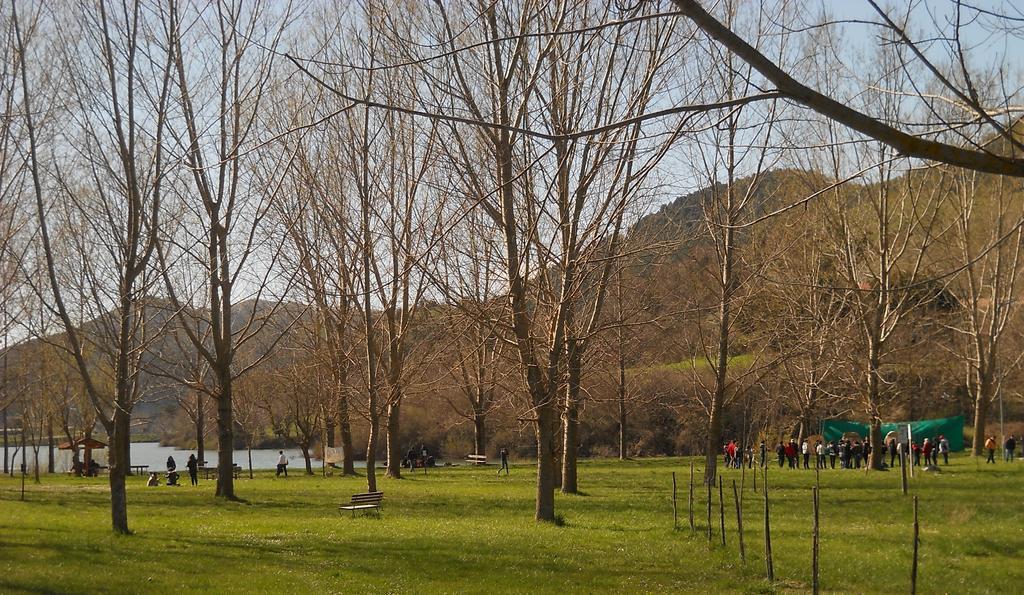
<box><xmin>465</xmin><ymin>454</ymin><xmax>487</xmax><ymax>465</ymax></box>
<box><xmin>339</xmin><ymin>492</ymin><xmax>384</xmax><ymax>517</ymax></box>
<box><xmin>201</xmin><ymin>465</ymin><xmax>242</xmax><ymax>481</ymax></box>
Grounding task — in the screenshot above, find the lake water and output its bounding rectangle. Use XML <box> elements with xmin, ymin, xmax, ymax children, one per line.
<box><xmin>129</xmin><ymin>442</ymin><xmax>329</xmax><ymax>471</ymax></box>
<box><xmin>9</xmin><ymin>442</ymin><xmax>366</xmax><ymax>473</ymax></box>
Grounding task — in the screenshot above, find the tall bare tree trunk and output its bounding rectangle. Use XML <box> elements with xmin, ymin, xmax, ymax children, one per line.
<box><xmin>473</xmin><ymin>405</ymin><xmax>486</xmax><ymax>456</ymax></box>
<box><xmin>866</xmin><ymin>339</ymin><xmax>885</xmax><ymax>470</ymax></box>
<box><xmin>47</xmin><ymin>418</ymin><xmax>54</xmax><ymax>474</ymax></box>
<box><xmin>108</xmin><ymin>407</ymin><xmax>131</xmax><ymax>534</ymax></box>
<box><xmin>196</xmin><ymin>393</ymin><xmax>205</xmax><ymax>464</ymax></box>
<box><xmin>385</xmin><ymin>400</ymin><xmax>402</xmax><ymax>479</ymax></box>
<box><xmin>561</xmin><ymin>352</ymin><xmax>582</xmax><ymax>493</ymax></box>
<box><xmin>366</xmin><ymin>410</ymin><xmax>379</xmax><ymax>493</ymax></box>
<box><xmin>338</xmin><ymin>393</ymin><xmax>356</xmax><ymax>475</ymax></box>
<box><xmin>215</xmin><ymin>369</ymin><xmax>236</xmax><ymax>499</ymax></box>
<box><xmin>971</xmin><ymin>376</ymin><xmax>993</xmax><ymax>456</ymax></box>
<box><xmin>536</xmin><ymin>401</ymin><xmax>558</xmax><ymax>521</ymax></box>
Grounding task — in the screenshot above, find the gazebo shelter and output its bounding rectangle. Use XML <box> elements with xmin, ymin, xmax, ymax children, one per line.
<box><xmin>58</xmin><ymin>437</ymin><xmax>107</xmax><ymax>475</ymax></box>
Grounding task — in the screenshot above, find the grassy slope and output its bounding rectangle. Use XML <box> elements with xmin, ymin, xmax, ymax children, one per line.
<box><xmin>1</xmin><ymin>456</ymin><xmax>1022</xmax><ymax>594</ymax></box>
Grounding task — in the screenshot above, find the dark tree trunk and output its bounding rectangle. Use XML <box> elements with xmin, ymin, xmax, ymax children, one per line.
<box><xmin>618</xmin><ymin>353</ymin><xmax>627</xmax><ymax>460</ymax></box>
<box><xmin>47</xmin><ymin>418</ymin><xmax>54</xmax><ymax>474</ymax></box>
<box><xmin>214</xmin><ymin>373</ymin><xmax>236</xmax><ymax>499</ymax></box>
<box><xmin>866</xmin><ymin>338</ymin><xmax>885</xmax><ymax>470</ymax></box>
<box><xmin>385</xmin><ymin>400</ymin><xmax>402</xmax><ymax>479</ymax></box>
<box><xmin>325</xmin><ymin>417</ymin><xmax>335</xmax><ymax>448</ymax></box>
<box><xmin>366</xmin><ymin>411</ymin><xmax>379</xmax><ymax>493</ymax></box>
<box><xmin>196</xmin><ymin>392</ymin><xmax>205</xmax><ymax>464</ymax></box>
<box><xmin>109</xmin><ymin>408</ymin><xmax>131</xmax><ymax>534</ymax></box>
<box><xmin>561</xmin><ymin>358</ymin><xmax>582</xmax><ymax>494</ymax></box>
<box><xmin>971</xmin><ymin>377</ymin><xmax>993</xmax><ymax>456</ymax></box>
<box><xmin>473</xmin><ymin>408</ymin><xmax>486</xmax><ymax>456</ymax></box>
<box><xmin>2</xmin><ymin>407</ymin><xmax>7</xmax><ymax>475</ymax></box>
<box><xmin>338</xmin><ymin>397</ymin><xmax>356</xmax><ymax>475</ymax></box>
<box><xmin>301</xmin><ymin>444</ymin><xmax>313</xmax><ymax>475</ymax></box>
<box><xmin>535</xmin><ymin>400</ymin><xmax>557</xmax><ymax>522</ymax></box>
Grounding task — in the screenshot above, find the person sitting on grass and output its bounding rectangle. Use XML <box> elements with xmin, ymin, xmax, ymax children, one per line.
<box><xmin>147</xmin><ymin>472</ymin><xmax>160</xmax><ymax>487</ymax></box>
<box><xmin>985</xmin><ymin>436</ymin><xmax>997</xmax><ymax>464</ymax></box>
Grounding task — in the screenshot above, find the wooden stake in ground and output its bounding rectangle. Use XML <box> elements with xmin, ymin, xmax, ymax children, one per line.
<box><xmin>764</xmin><ymin>473</ymin><xmax>773</xmax><ymax>581</ymax></box>
<box><xmin>732</xmin><ymin>479</ymin><xmax>745</xmax><ymax>562</ymax></box>
<box><xmin>752</xmin><ymin>461</ymin><xmax>757</xmax><ymax>493</ymax></box>
<box><xmin>901</xmin><ymin>451</ymin><xmax>909</xmax><ymax>495</ymax></box>
<box><xmin>812</xmin><ymin>486</ymin><xmax>820</xmax><ymax>594</ymax></box>
<box><xmin>706</xmin><ymin>480</ymin><xmax>713</xmax><ymax>542</ymax></box>
<box><xmin>672</xmin><ymin>471</ymin><xmax>678</xmax><ymax>530</ymax></box>
<box><xmin>689</xmin><ymin>460</ymin><xmax>695</xmax><ymax>532</ymax></box>
<box><xmin>718</xmin><ymin>475</ymin><xmax>726</xmax><ymax>547</ymax></box>
<box><xmin>911</xmin><ymin>496</ymin><xmax>920</xmax><ymax>594</ymax></box>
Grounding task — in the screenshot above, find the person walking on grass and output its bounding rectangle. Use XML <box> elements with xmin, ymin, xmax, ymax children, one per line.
<box><xmin>776</xmin><ymin>442</ymin><xmax>785</xmax><ymax>468</ymax></box>
<box><xmin>922</xmin><ymin>439</ymin><xmax>933</xmax><ymax>467</ymax></box>
<box><xmin>759</xmin><ymin>441</ymin><xmax>767</xmax><ymax>468</ymax></box>
<box><xmin>888</xmin><ymin>438</ymin><xmax>898</xmax><ymax>468</ymax></box>
<box><xmin>801</xmin><ymin>440</ymin><xmax>810</xmax><ymax>469</ymax></box>
<box><xmin>276</xmin><ymin>451</ymin><xmax>289</xmax><ymax>477</ymax></box>
<box><xmin>828</xmin><ymin>441</ymin><xmax>837</xmax><ymax>469</ymax></box>
<box><xmin>497</xmin><ymin>447</ymin><xmax>510</xmax><ymax>476</ymax></box>
<box><xmin>186</xmin><ymin>454</ymin><xmax>199</xmax><ymax>486</ymax></box>
<box><xmin>1004</xmin><ymin>435</ymin><xmax>1016</xmax><ymax>462</ymax></box>
<box><xmin>985</xmin><ymin>436</ymin><xmax>997</xmax><ymax>464</ymax></box>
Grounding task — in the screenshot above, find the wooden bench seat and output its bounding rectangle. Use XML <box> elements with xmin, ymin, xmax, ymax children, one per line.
<box><xmin>465</xmin><ymin>454</ymin><xmax>487</xmax><ymax>465</ymax></box>
<box><xmin>339</xmin><ymin>492</ymin><xmax>384</xmax><ymax>517</ymax></box>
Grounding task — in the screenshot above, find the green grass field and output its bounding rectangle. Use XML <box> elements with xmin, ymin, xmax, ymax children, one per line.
<box><xmin>2</xmin><ymin>456</ymin><xmax>1022</xmax><ymax>594</ymax></box>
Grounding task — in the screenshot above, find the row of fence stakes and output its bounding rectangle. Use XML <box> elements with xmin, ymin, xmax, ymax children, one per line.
<box><xmin>672</xmin><ymin>463</ymin><xmax>921</xmax><ymax>592</ymax></box>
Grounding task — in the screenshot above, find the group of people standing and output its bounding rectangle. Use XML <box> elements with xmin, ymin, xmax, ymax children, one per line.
<box><xmin>722</xmin><ymin>435</ymin><xmax>954</xmax><ymax>470</ymax></box>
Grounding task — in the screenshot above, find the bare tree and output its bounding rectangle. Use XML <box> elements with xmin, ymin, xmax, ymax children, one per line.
<box><xmin>672</xmin><ymin>0</ymin><xmax>1024</xmax><ymax>177</ymax></box>
<box><xmin>946</xmin><ymin>170</ymin><xmax>1024</xmax><ymax>454</ymax></box>
<box><xmin>158</xmin><ymin>0</ymin><xmax>297</xmax><ymax>499</ymax></box>
<box><xmin>16</xmin><ymin>0</ymin><xmax>173</xmax><ymax>533</ymax></box>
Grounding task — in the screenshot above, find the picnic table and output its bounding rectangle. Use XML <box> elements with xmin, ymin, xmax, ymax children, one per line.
<box><xmin>129</xmin><ymin>465</ymin><xmax>149</xmax><ymax>476</ymax></box>
<box><xmin>201</xmin><ymin>464</ymin><xmax>242</xmax><ymax>480</ymax></box>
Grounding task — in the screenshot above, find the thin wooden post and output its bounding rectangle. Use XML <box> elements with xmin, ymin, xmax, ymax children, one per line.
<box><xmin>706</xmin><ymin>480</ymin><xmax>713</xmax><ymax>542</ymax></box>
<box><xmin>718</xmin><ymin>475</ymin><xmax>726</xmax><ymax>547</ymax></box>
<box><xmin>752</xmin><ymin>460</ymin><xmax>757</xmax><ymax>493</ymax></box>
<box><xmin>732</xmin><ymin>479</ymin><xmax>745</xmax><ymax>562</ymax></box>
<box><xmin>672</xmin><ymin>471</ymin><xmax>678</xmax><ymax>530</ymax></box>
<box><xmin>911</xmin><ymin>496</ymin><xmax>919</xmax><ymax>594</ymax></box>
<box><xmin>812</xmin><ymin>486</ymin><xmax>820</xmax><ymax>595</ymax></box>
<box><xmin>764</xmin><ymin>472</ymin><xmax>773</xmax><ymax>581</ymax></box>
<box><xmin>901</xmin><ymin>451</ymin><xmax>909</xmax><ymax>495</ymax></box>
<box><xmin>688</xmin><ymin>460</ymin><xmax>695</xmax><ymax>532</ymax></box>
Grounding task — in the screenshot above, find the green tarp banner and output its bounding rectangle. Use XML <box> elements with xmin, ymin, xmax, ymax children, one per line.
<box><xmin>821</xmin><ymin>416</ymin><xmax>965</xmax><ymax>452</ymax></box>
